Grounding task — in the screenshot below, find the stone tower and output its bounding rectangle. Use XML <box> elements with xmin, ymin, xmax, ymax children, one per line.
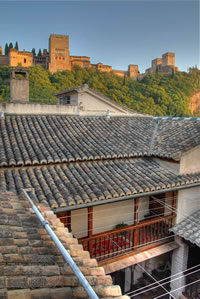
<box><xmin>10</xmin><ymin>68</ymin><xmax>29</xmax><ymax>102</ymax></box>
<box><xmin>48</xmin><ymin>34</ymin><xmax>71</xmax><ymax>73</ymax></box>
<box><xmin>162</xmin><ymin>52</ymin><xmax>175</xmax><ymax>67</ymax></box>
<box><xmin>0</xmin><ymin>46</ymin><xmax>3</xmax><ymax>55</ymax></box>
<box><xmin>128</xmin><ymin>65</ymin><xmax>139</xmax><ymax>78</ymax></box>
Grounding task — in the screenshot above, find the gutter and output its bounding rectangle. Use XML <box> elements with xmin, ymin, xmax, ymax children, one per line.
<box><xmin>53</xmin><ymin>182</ymin><xmax>200</xmax><ymax>213</ymax></box>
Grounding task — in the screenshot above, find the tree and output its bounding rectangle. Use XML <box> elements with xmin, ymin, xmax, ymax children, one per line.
<box><xmin>4</xmin><ymin>43</ymin><xmax>9</xmax><ymax>55</ymax></box>
<box><xmin>38</xmin><ymin>49</ymin><xmax>42</xmax><ymax>56</ymax></box>
<box><xmin>15</xmin><ymin>41</ymin><xmax>19</xmax><ymax>50</ymax></box>
<box><xmin>32</xmin><ymin>48</ymin><xmax>36</xmax><ymax>56</ymax></box>
<box><xmin>8</xmin><ymin>42</ymin><xmax>13</xmax><ymax>50</ymax></box>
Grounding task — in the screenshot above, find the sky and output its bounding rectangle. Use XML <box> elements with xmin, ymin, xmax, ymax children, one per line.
<box><xmin>0</xmin><ymin>0</ymin><xmax>199</xmax><ymax>73</ymax></box>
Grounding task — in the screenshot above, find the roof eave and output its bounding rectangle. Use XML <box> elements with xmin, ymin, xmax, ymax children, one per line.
<box><xmin>53</xmin><ymin>181</ymin><xmax>200</xmax><ymax>213</ymax></box>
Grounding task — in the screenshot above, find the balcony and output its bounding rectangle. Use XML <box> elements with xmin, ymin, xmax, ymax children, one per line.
<box><xmin>57</xmin><ymin>192</ymin><xmax>177</xmax><ymax>263</ymax></box>
<box><xmin>79</xmin><ymin>214</ymin><xmax>175</xmax><ymax>262</ymax></box>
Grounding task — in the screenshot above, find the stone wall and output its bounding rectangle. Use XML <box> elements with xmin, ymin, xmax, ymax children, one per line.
<box><xmin>48</xmin><ymin>34</ymin><xmax>71</xmax><ymax>73</ymax></box>
<box><xmin>0</xmin><ymin>55</ymin><xmax>9</xmax><ymax>66</ymax></box>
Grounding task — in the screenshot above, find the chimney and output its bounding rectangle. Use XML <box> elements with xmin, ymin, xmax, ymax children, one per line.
<box><xmin>10</xmin><ymin>67</ymin><xmax>29</xmax><ymax>102</ymax></box>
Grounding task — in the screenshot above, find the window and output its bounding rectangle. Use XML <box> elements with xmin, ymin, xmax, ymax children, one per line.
<box><xmin>149</xmin><ymin>193</ymin><xmax>165</xmax><ymax>217</ymax></box>
<box><xmin>24</xmin><ymin>58</ymin><xmax>26</xmax><ymax>63</ymax></box>
<box><xmin>60</xmin><ymin>96</ymin><xmax>71</xmax><ymax>105</ymax></box>
<box><xmin>66</xmin><ymin>96</ymin><xmax>70</xmax><ymax>104</ymax></box>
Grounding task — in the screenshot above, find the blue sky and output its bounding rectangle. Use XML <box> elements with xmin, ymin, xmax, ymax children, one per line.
<box><xmin>0</xmin><ymin>0</ymin><xmax>199</xmax><ymax>73</ymax></box>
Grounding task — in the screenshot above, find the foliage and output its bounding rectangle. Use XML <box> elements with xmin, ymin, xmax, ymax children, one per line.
<box><xmin>15</xmin><ymin>41</ymin><xmax>19</xmax><ymax>50</ymax></box>
<box><xmin>4</xmin><ymin>43</ymin><xmax>9</xmax><ymax>56</ymax></box>
<box><xmin>38</xmin><ymin>49</ymin><xmax>42</xmax><ymax>56</ymax></box>
<box><xmin>8</xmin><ymin>42</ymin><xmax>13</xmax><ymax>50</ymax></box>
<box><xmin>0</xmin><ymin>64</ymin><xmax>199</xmax><ymax>116</ymax></box>
<box><xmin>0</xmin><ymin>66</ymin><xmax>11</xmax><ymax>100</ymax></box>
<box><xmin>32</xmin><ymin>48</ymin><xmax>36</xmax><ymax>56</ymax></box>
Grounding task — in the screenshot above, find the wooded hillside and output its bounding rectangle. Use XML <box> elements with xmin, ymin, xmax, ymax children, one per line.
<box><xmin>0</xmin><ymin>65</ymin><xmax>199</xmax><ymax>116</ymax></box>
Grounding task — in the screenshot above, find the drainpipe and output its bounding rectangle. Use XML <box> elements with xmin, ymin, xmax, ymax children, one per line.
<box><xmin>22</xmin><ymin>189</ymin><xmax>99</xmax><ymax>299</ymax></box>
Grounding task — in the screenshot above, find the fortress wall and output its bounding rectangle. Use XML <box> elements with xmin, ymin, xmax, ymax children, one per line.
<box><xmin>0</xmin><ymin>55</ymin><xmax>9</xmax><ymax>66</ymax></box>
<box><xmin>112</xmin><ymin>69</ymin><xmax>126</xmax><ymax>77</ymax></box>
<box><xmin>9</xmin><ymin>49</ymin><xmax>32</xmax><ymax>67</ymax></box>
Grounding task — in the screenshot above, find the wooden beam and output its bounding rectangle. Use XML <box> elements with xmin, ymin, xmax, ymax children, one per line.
<box><xmin>172</xmin><ymin>191</ymin><xmax>177</xmax><ymax>224</ymax></box>
<box><xmin>134</xmin><ymin>197</ymin><xmax>139</xmax><ymax>225</ymax></box>
<box><xmin>134</xmin><ymin>198</ymin><xmax>139</xmax><ymax>250</ymax></box>
<box><xmin>88</xmin><ymin>207</ymin><xmax>93</xmax><ymax>257</ymax></box>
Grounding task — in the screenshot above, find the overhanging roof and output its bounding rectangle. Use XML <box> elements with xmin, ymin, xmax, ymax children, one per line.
<box><xmin>1</xmin><ymin>157</ymin><xmax>200</xmax><ymax>210</ymax></box>
<box><xmin>170</xmin><ymin>210</ymin><xmax>200</xmax><ymax>247</ymax></box>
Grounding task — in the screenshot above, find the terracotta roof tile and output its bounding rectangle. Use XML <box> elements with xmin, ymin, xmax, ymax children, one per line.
<box><xmin>0</xmin><ymin>192</ymin><xmax>126</xmax><ymax>298</ymax></box>
<box><xmin>1</xmin><ymin>158</ymin><xmax>200</xmax><ymax>209</ymax></box>
<box><xmin>1</xmin><ymin>115</ymin><xmax>199</xmax><ymax>167</ymax></box>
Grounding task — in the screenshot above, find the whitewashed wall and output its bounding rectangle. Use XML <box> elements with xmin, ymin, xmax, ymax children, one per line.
<box><xmin>177</xmin><ymin>146</ymin><xmax>200</xmax><ymax>223</ymax></box>
<box><xmin>138</xmin><ymin>197</ymin><xmax>149</xmax><ymax>221</ymax></box>
<box><xmin>93</xmin><ymin>199</ymin><xmax>135</xmax><ymax>234</ymax></box>
<box><xmin>71</xmin><ymin>208</ymin><xmax>88</xmax><ymax>238</ymax></box>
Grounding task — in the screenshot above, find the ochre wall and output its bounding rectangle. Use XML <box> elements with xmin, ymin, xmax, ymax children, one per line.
<box><xmin>9</xmin><ymin>49</ymin><xmax>32</xmax><ymax>67</ymax></box>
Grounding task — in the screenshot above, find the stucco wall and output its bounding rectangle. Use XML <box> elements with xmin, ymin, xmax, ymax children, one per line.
<box><xmin>176</xmin><ymin>186</ymin><xmax>200</xmax><ymax>224</ymax></box>
<box><xmin>138</xmin><ymin>197</ymin><xmax>149</xmax><ymax>221</ymax></box>
<box><xmin>78</xmin><ymin>92</ymin><xmax>128</xmax><ymax>115</ymax></box>
<box><xmin>93</xmin><ymin>199</ymin><xmax>135</xmax><ymax>234</ymax></box>
<box><xmin>71</xmin><ymin>208</ymin><xmax>88</xmax><ymax>238</ymax></box>
<box><xmin>176</xmin><ymin>146</ymin><xmax>200</xmax><ymax>223</ymax></box>
<box><xmin>153</xmin><ymin>158</ymin><xmax>180</xmax><ymax>175</ymax></box>
<box><xmin>0</xmin><ymin>102</ymin><xmax>78</xmax><ymax>115</ymax></box>
<box><xmin>10</xmin><ymin>79</ymin><xmax>29</xmax><ymax>102</ymax></box>
<box><xmin>180</xmin><ymin>145</ymin><xmax>200</xmax><ymax>175</ymax></box>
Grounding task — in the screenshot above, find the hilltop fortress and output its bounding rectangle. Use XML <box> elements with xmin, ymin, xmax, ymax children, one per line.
<box><xmin>0</xmin><ymin>34</ymin><xmax>178</xmax><ymax>78</ymax></box>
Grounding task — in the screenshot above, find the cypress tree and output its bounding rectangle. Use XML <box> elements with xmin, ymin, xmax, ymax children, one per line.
<box><xmin>38</xmin><ymin>48</ymin><xmax>42</xmax><ymax>56</ymax></box>
<box><xmin>32</xmin><ymin>48</ymin><xmax>36</xmax><ymax>56</ymax></box>
<box><xmin>8</xmin><ymin>42</ymin><xmax>13</xmax><ymax>50</ymax></box>
<box><xmin>15</xmin><ymin>41</ymin><xmax>19</xmax><ymax>50</ymax></box>
<box><xmin>5</xmin><ymin>43</ymin><xmax>9</xmax><ymax>55</ymax></box>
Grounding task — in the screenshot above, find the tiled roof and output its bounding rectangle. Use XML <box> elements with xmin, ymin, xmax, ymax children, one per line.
<box><xmin>1</xmin><ymin>158</ymin><xmax>200</xmax><ymax>209</ymax></box>
<box><xmin>0</xmin><ymin>192</ymin><xmax>125</xmax><ymax>298</ymax></box>
<box><xmin>151</xmin><ymin>119</ymin><xmax>200</xmax><ymax>160</ymax></box>
<box><xmin>170</xmin><ymin>210</ymin><xmax>200</xmax><ymax>247</ymax></box>
<box><xmin>0</xmin><ymin>115</ymin><xmax>200</xmax><ymax>167</ymax></box>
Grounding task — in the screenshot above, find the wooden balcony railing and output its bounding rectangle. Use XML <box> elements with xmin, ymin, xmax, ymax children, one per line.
<box><xmin>79</xmin><ymin>215</ymin><xmax>175</xmax><ymax>261</ymax></box>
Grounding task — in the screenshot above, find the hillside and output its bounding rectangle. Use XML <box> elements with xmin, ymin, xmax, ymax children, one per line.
<box><xmin>0</xmin><ymin>65</ymin><xmax>199</xmax><ymax>116</ymax></box>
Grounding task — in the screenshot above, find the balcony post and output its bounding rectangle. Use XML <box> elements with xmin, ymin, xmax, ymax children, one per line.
<box><xmin>172</xmin><ymin>191</ymin><xmax>177</xmax><ymax>225</ymax></box>
<box><xmin>88</xmin><ymin>207</ymin><xmax>93</xmax><ymax>257</ymax></box>
<box><xmin>134</xmin><ymin>198</ymin><xmax>139</xmax><ymax>250</ymax></box>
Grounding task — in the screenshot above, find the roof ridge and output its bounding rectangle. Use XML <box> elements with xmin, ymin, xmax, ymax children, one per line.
<box><xmin>148</xmin><ymin>120</ymin><xmax>159</xmax><ymax>155</ymax></box>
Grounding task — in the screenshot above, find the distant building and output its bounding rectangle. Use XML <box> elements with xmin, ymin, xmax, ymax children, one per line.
<box><xmin>145</xmin><ymin>52</ymin><xmax>179</xmax><ymax>74</ymax></box>
<box><xmin>0</xmin><ymin>34</ymin><xmax>140</xmax><ymax>78</ymax></box>
<box><xmin>0</xmin><ymin>36</ymin><xmax>180</xmax><ymax>80</ymax></box>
